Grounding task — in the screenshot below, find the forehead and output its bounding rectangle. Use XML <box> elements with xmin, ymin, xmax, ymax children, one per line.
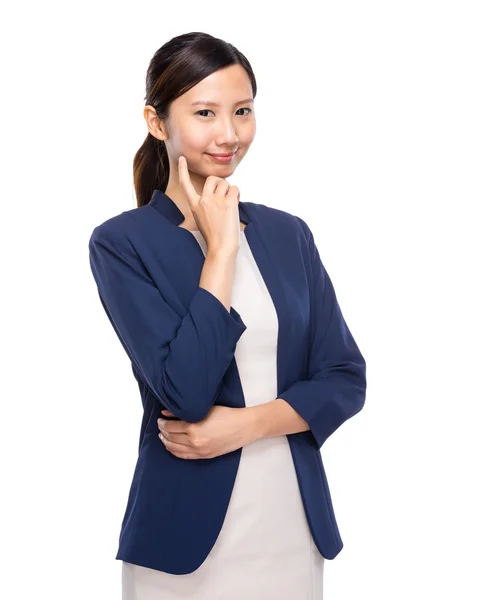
<box><xmin>178</xmin><ymin>65</ymin><xmax>253</xmax><ymax>106</ymax></box>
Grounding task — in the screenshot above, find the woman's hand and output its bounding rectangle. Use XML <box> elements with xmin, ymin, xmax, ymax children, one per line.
<box><xmin>157</xmin><ymin>405</ymin><xmax>259</xmax><ymax>460</ymax></box>
<box><xmin>178</xmin><ymin>155</ymin><xmax>241</xmax><ymax>253</ymax></box>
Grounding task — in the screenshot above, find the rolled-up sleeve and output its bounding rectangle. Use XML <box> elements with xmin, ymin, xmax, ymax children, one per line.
<box><xmin>277</xmin><ymin>217</ymin><xmax>367</xmax><ymax>450</ymax></box>
<box><xmin>89</xmin><ymin>220</ymin><xmax>247</xmax><ymax>422</ymax></box>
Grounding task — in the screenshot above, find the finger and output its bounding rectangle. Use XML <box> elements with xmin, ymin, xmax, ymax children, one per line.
<box><xmin>203</xmin><ymin>175</ymin><xmax>228</xmax><ymax>199</ymax></box>
<box><xmin>178</xmin><ymin>156</ymin><xmax>198</xmax><ymax>205</ymax></box>
<box><xmin>159</xmin><ymin>433</ymin><xmax>199</xmax><ymax>457</ymax></box>
<box><xmin>161</xmin><ymin>409</ymin><xmax>175</xmax><ymax>417</ymax></box>
<box><xmin>159</xmin><ymin>430</ymin><xmax>191</xmax><ymax>446</ymax></box>
<box><xmin>214</xmin><ymin>178</ymin><xmax>232</xmax><ymax>198</ymax></box>
<box><xmin>158</xmin><ymin>419</ymin><xmax>186</xmax><ymax>434</ymax></box>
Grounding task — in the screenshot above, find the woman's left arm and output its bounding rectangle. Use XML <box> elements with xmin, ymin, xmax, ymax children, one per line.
<box><xmin>272</xmin><ymin>216</ymin><xmax>367</xmax><ymax>450</ymax></box>
<box><xmin>158</xmin><ymin>216</ymin><xmax>367</xmax><ymax>456</ymax></box>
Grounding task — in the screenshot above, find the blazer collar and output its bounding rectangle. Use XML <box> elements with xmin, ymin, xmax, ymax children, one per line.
<box><xmin>148</xmin><ymin>189</ymin><xmax>251</xmax><ymax>226</ymax></box>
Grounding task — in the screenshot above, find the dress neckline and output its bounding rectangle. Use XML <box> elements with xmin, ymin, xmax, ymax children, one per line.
<box><xmin>188</xmin><ymin>229</ymin><xmax>246</xmax><ymax>235</ymax></box>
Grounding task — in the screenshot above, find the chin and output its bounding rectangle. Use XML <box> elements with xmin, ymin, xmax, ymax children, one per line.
<box><xmin>207</xmin><ymin>163</ymin><xmax>238</xmax><ymax>175</ymax></box>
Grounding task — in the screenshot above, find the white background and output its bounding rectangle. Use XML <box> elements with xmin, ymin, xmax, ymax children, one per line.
<box><xmin>1</xmin><ymin>1</ymin><xmax>502</xmax><ymax>598</ymax></box>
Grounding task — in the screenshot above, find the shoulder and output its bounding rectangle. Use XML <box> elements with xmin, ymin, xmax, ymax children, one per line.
<box><xmin>88</xmin><ymin>206</ymin><xmax>150</xmax><ymax>248</ymax></box>
<box><xmin>244</xmin><ymin>200</ymin><xmax>312</xmax><ymax>243</ymax></box>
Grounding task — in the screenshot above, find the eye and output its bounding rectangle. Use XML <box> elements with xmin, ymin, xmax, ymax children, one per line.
<box><xmin>195</xmin><ymin>108</ymin><xmax>253</xmax><ymax>118</ymax></box>
<box><xmin>196</xmin><ymin>109</ymin><xmax>213</xmax><ymax>117</ymax></box>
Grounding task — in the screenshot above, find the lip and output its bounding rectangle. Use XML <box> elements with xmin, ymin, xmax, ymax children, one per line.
<box><xmin>207</xmin><ymin>152</ymin><xmax>236</xmax><ymax>163</ymax></box>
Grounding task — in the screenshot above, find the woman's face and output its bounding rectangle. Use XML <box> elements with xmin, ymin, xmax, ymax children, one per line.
<box><xmin>162</xmin><ymin>64</ymin><xmax>256</xmax><ymax>195</ymax></box>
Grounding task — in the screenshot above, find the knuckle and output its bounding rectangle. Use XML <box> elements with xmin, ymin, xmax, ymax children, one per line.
<box><xmin>192</xmin><ymin>436</ymin><xmax>203</xmax><ymax>449</ymax></box>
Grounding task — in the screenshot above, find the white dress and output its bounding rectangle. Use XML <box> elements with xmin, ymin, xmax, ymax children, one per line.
<box><xmin>122</xmin><ymin>228</ymin><xmax>325</xmax><ymax>599</ymax></box>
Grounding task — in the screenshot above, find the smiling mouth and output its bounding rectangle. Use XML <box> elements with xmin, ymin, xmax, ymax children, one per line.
<box><xmin>207</xmin><ymin>152</ymin><xmax>237</xmax><ymax>157</ymax></box>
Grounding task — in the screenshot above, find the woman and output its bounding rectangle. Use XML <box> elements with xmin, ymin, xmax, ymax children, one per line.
<box><xmin>89</xmin><ymin>31</ymin><xmax>367</xmax><ymax>599</ymax></box>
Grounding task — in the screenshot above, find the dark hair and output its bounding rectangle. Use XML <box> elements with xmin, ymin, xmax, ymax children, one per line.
<box><xmin>133</xmin><ymin>32</ymin><xmax>257</xmax><ymax>208</ymax></box>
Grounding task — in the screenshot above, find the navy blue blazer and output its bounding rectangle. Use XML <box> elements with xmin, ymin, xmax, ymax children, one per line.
<box><xmin>88</xmin><ymin>189</ymin><xmax>367</xmax><ymax>575</ymax></box>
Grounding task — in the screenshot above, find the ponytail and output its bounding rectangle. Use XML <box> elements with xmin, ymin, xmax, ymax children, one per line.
<box><xmin>133</xmin><ymin>132</ymin><xmax>170</xmax><ymax>208</ymax></box>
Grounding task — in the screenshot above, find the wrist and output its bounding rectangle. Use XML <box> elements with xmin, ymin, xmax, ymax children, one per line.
<box><xmin>245</xmin><ymin>404</ymin><xmax>267</xmax><ymax>443</ymax></box>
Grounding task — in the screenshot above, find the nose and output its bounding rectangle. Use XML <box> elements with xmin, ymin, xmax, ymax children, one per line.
<box><xmin>216</xmin><ymin>119</ymin><xmax>239</xmax><ymax>146</ymax></box>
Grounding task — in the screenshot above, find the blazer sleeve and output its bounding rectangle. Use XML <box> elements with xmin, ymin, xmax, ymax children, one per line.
<box><xmin>277</xmin><ymin>217</ymin><xmax>367</xmax><ymax>450</ymax></box>
<box><xmin>88</xmin><ymin>219</ymin><xmax>247</xmax><ymax>423</ymax></box>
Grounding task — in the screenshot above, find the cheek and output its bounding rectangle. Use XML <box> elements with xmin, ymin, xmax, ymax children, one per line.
<box><xmin>191</xmin><ymin>132</ymin><xmax>213</xmax><ymax>150</ymax></box>
<box><xmin>240</xmin><ymin>122</ymin><xmax>256</xmax><ymax>147</ymax></box>
<box><xmin>179</xmin><ymin>123</ymin><xmax>213</xmax><ymax>151</ymax></box>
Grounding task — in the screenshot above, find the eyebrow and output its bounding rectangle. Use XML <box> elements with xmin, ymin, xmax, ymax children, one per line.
<box><xmin>190</xmin><ymin>98</ymin><xmax>254</xmax><ymax>107</ymax></box>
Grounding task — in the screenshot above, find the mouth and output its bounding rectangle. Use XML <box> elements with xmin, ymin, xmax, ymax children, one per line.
<box><xmin>207</xmin><ymin>152</ymin><xmax>237</xmax><ymax>157</ymax></box>
<box><xmin>206</xmin><ymin>152</ymin><xmax>237</xmax><ymax>163</ymax></box>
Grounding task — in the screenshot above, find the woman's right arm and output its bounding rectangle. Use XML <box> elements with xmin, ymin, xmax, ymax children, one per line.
<box><xmin>88</xmin><ymin>219</ymin><xmax>246</xmax><ymax>423</ymax></box>
<box><xmin>199</xmin><ymin>245</ymin><xmax>238</xmax><ymax>314</ymax></box>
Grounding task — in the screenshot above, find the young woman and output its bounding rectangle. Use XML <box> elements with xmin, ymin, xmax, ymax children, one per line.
<box><xmin>89</xmin><ymin>31</ymin><xmax>367</xmax><ymax>600</ymax></box>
